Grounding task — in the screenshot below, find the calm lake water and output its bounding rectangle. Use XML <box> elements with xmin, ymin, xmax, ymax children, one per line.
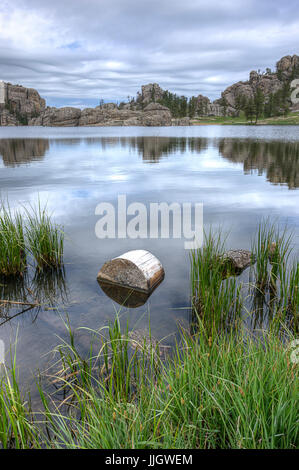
<box><xmin>0</xmin><ymin>125</ymin><xmax>298</xmax><ymax>394</ymax></box>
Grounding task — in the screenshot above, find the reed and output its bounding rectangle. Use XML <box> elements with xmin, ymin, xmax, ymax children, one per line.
<box><xmin>190</xmin><ymin>222</ymin><xmax>297</xmax><ymax>334</ymax></box>
<box><xmin>250</xmin><ymin>221</ymin><xmax>297</xmax><ymax>332</ymax></box>
<box><xmin>251</xmin><ymin>220</ymin><xmax>292</xmax><ymax>292</ymax></box>
<box><xmin>190</xmin><ymin>230</ymin><xmax>242</xmax><ymax>336</ymax></box>
<box><xmin>0</xmin><ymin>202</ymin><xmax>26</xmax><ymax>277</ymax></box>
<box><xmin>0</xmin><ymin>356</ymin><xmax>41</xmax><ymax>449</ymax></box>
<box><xmin>24</xmin><ymin>202</ymin><xmax>64</xmax><ymax>270</ymax></box>
<box><xmin>34</xmin><ymin>318</ymin><xmax>298</xmax><ymax>449</ymax></box>
<box><xmin>0</xmin><ymin>316</ymin><xmax>297</xmax><ymax>449</ymax></box>
<box><xmin>286</xmin><ymin>261</ymin><xmax>299</xmax><ymax>332</ymax></box>
<box><xmin>0</xmin><ymin>221</ymin><xmax>297</xmax><ymax>449</ymax></box>
<box><xmin>0</xmin><ymin>200</ymin><xmax>64</xmax><ymax>276</ymax></box>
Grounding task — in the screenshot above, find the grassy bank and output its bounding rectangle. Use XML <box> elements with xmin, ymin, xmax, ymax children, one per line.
<box><xmin>0</xmin><ymin>223</ymin><xmax>297</xmax><ymax>449</ymax></box>
<box><xmin>0</xmin><ymin>318</ymin><xmax>297</xmax><ymax>449</ymax></box>
<box><xmin>190</xmin><ymin>112</ymin><xmax>299</xmax><ymax>125</ymax></box>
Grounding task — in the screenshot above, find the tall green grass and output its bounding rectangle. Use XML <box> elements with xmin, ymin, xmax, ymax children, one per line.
<box><xmin>0</xmin><ymin>316</ymin><xmax>297</xmax><ymax>449</ymax></box>
<box><xmin>250</xmin><ymin>221</ymin><xmax>297</xmax><ymax>333</ymax></box>
<box><xmin>25</xmin><ymin>202</ymin><xmax>64</xmax><ymax>270</ymax></box>
<box><xmin>190</xmin><ymin>230</ymin><xmax>242</xmax><ymax>336</ymax></box>
<box><xmin>2</xmin><ymin>317</ymin><xmax>292</xmax><ymax>449</ymax></box>
<box><xmin>0</xmin><ymin>203</ymin><xmax>26</xmax><ymax>277</ymax></box>
<box><xmin>252</xmin><ymin>221</ymin><xmax>292</xmax><ymax>292</ymax></box>
<box><xmin>0</xmin><ymin>200</ymin><xmax>64</xmax><ymax>277</ymax></box>
<box><xmin>0</xmin><ymin>351</ymin><xmax>40</xmax><ymax>449</ymax></box>
<box><xmin>0</xmin><ymin>221</ymin><xmax>297</xmax><ymax>449</ymax></box>
<box><xmin>190</xmin><ymin>223</ymin><xmax>298</xmax><ymax>335</ymax></box>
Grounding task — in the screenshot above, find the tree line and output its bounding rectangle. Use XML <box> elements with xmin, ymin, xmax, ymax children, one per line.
<box><xmin>233</xmin><ymin>83</ymin><xmax>291</xmax><ymax>124</ymax></box>
<box><xmin>157</xmin><ymin>91</ymin><xmax>198</xmax><ymax>118</ymax></box>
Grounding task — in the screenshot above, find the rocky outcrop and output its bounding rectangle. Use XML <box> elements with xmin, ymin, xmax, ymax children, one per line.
<box><xmin>140</xmin><ymin>102</ymin><xmax>172</xmax><ymax>126</ymax></box>
<box><xmin>195</xmin><ymin>54</ymin><xmax>298</xmax><ymax>116</ymax></box>
<box><xmin>219</xmin><ymin>71</ymin><xmax>283</xmax><ymax>111</ymax></box>
<box><xmin>29</xmin><ymin>106</ymin><xmax>81</xmax><ymax>126</ymax></box>
<box><xmin>217</xmin><ymin>54</ymin><xmax>299</xmax><ymax>114</ymax></box>
<box><xmin>0</xmin><ymin>108</ymin><xmax>18</xmax><ymax>126</ymax></box>
<box><xmin>196</xmin><ymin>94</ymin><xmax>234</xmax><ymax>116</ymax></box>
<box><xmin>137</xmin><ymin>83</ymin><xmax>165</xmax><ymax>106</ymax></box>
<box><xmin>28</xmin><ymin>100</ymin><xmax>172</xmax><ymax>127</ymax></box>
<box><xmin>1</xmin><ymin>53</ymin><xmax>298</xmax><ymax>126</ymax></box>
<box><xmin>276</xmin><ymin>55</ymin><xmax>299</xmax><ymax>80</ymax></box>
<box><xmin>7</xmin><ymin>84</ymin><xmax>45</xmax><ymax>116</ymax></box>
<box><xmin>172</xmin><ymin>116</ymin><xmax>191</xmax><ymax>126</ymax></box>
<box><xmin>78</xmin><ymin>101</ymin><xmax>172</xmax><ymax>127</ymax></box>
<box><xmin>79</xmin><ymin>106</ymin><xmax>140</xmax><ymax>126</ymax></box>
<box><xmin>0</xmin><ymin>81</ymin><xmax>46</xmax><ymax>125</ymax></box>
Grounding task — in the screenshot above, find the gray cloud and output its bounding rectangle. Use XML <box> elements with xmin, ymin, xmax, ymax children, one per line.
<box><xmin>0</xmin><ymin>0</ymin><xmax>298</xmax><ymax>107</ymax></box>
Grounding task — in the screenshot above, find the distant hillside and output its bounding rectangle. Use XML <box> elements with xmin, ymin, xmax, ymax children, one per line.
<box><xmin>0</xmin><ymin>54</ymin><xmax>298</xmax><ymax>126</ymax></box>
<box><xmin>131</xmin><ymin>54</ymin><xmax>299</xmax><ymax>121</ymax></box>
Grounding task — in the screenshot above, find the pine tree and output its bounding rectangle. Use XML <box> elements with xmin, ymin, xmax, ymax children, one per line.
<box><xmin>245</xmin><ymin>98</ymin><xmax>255</xmax><ymax>123</ymax></box>
<box><xmin>253</xmin><ymin>88</ymin><xmax>265</xmax><ymax>123</ymax></box>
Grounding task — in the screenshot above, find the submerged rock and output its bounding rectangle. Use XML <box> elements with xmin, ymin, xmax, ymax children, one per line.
<box><xmin>128</xmin><ymin>329</ymin><xmax>170</xmax><ymax>359</ymax></box>
<box><xmin>221</xmin><ymin>249</ymin><xmax>255</xmax><ymax>272</ymax></box>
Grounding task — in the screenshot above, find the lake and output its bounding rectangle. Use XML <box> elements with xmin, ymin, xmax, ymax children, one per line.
<box><xmin>0</xmin><ymin>125</ymin><xmax>298</xmax><ymax>395</ymax></box>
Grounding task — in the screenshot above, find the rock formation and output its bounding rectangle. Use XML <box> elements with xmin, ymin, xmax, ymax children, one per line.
<box><xmin>0</xmin><ymin>53</ymin><xmax>298</xmax><ymax>126</ymax></box>
<box><xmin>29</xmin><ymin>106</ymin><xmax>81</xmax><ymax>126</ymax></box>
<box><xmin>276</xmin><ymin>55</ymin><xmax>299</xmax><ymax>80</ymax></box>
<box><xmin>196</xmin><ymin>94</ymin><xmax>233</xmax><ymax>116</ymax></box>
<box><xmin>216</xmin><ymin>54</ymin><xmax>299</xmax><ymax>114</ymax></box>
<box><xmin>137</xmin><ymin>83</ymin><xmax>165</xmax><ymax>106</ymax></box>
<box><xmin>0</xmin><ymin>81</ymin><xmax>45</xmax><ymax>125</ymax></box>
<box><xmin>218</xmin><ymin>70</ymin><xmax>282</xmax><ymax>111</ymax></box>
<box><xmin>28</xmin><ymin>101</ymin><xmax>172</xmax><ymax>127</ymax></box>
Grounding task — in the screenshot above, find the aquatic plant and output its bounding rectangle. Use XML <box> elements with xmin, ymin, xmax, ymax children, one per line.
<box><xmin>0</xmin><ymin>200</ymin><xmax>64</xmax><ymax>276</ymax></box>
<box><xmin>252</xmin><ymin>220</ymin><xmax>292</xmax><ymax>292</ymax></box>
<box><xmin>0</xmin><ymin>350</ymin><xmax>40</xmax><ymax>449</ymax></box>
<box><xmin>1</xmin><ymin>317</ymin><xmax>295</xmax><ymax>449</ymax></box>
<box><xmin>0</xmin><ymin>221</ymin><xmax>297</xmax><ymax>449</ymax></box>
<box><xmin>190</xmin><ymin>222</ymin><xmax>297</xmax><ymax>335</ymax></box>
<box><xmin>250</xmin><ymin>221</ymin><xmax>297</xmax><ymax>332</ymax></box>
<box><xmin>190</xmin><ymin>230</ymin><xmax>242</xmax><ymax>336</ymax></box>
<box><xmin>0</xmin><ymin>202</ymin><xmax>26</xmax><ymax>277</ymax></box>
<box><xmin>24</xmin><ymin>202</ymin><xmax>64</xmax><ymax>270</ymax></box>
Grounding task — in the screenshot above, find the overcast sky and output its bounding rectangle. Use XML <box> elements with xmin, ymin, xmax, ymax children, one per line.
<box><xmin>0</xmin><ymin>0</ymin><xmax>298</xmax><ymax>108</ymax></box>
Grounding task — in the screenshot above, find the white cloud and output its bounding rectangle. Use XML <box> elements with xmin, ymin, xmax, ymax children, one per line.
<box><xmin>0</xmin><ymin>0</ymin><xmax>298</xmax><ymax>106</ymax></box>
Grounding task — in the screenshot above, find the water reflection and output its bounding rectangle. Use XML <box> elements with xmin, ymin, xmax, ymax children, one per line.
<box><xmin>0</xmin><ymin>139</ymin><xmax>49</xmax><ymax>167</ymax></box>
<box><xmin>0</xmin><ymin>267</ymin><xmax>68</xmax><ymax>324</ymax></box>
<box><xmin>0</xmin><ymin>126</ymin><xmax>297</xmax><ymax>403</ymax></box>
<box><xmin>0</xmin><ymin>136</ymin><xmax>298</xmax><ymax>188</ymax></box>
<box><xmin>128</xmin><ymin>136</ymin><xmax>208</xmax><ymax>162</ymax></box>
<box><xmin>98</xmin><ymin>281</ymin><xmax>152</xmax><ymax>308</ymax></box>
<box><xmin>218</xmin><ymin>138</ymin><xmax>299</xmax><ymax>189</ymax></box>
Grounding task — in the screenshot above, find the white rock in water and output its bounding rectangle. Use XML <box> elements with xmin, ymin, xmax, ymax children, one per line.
<box><xmin>97</xmin><ymin>250</ymin><xmax>165</xmax><ymax>293</ymax></box>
